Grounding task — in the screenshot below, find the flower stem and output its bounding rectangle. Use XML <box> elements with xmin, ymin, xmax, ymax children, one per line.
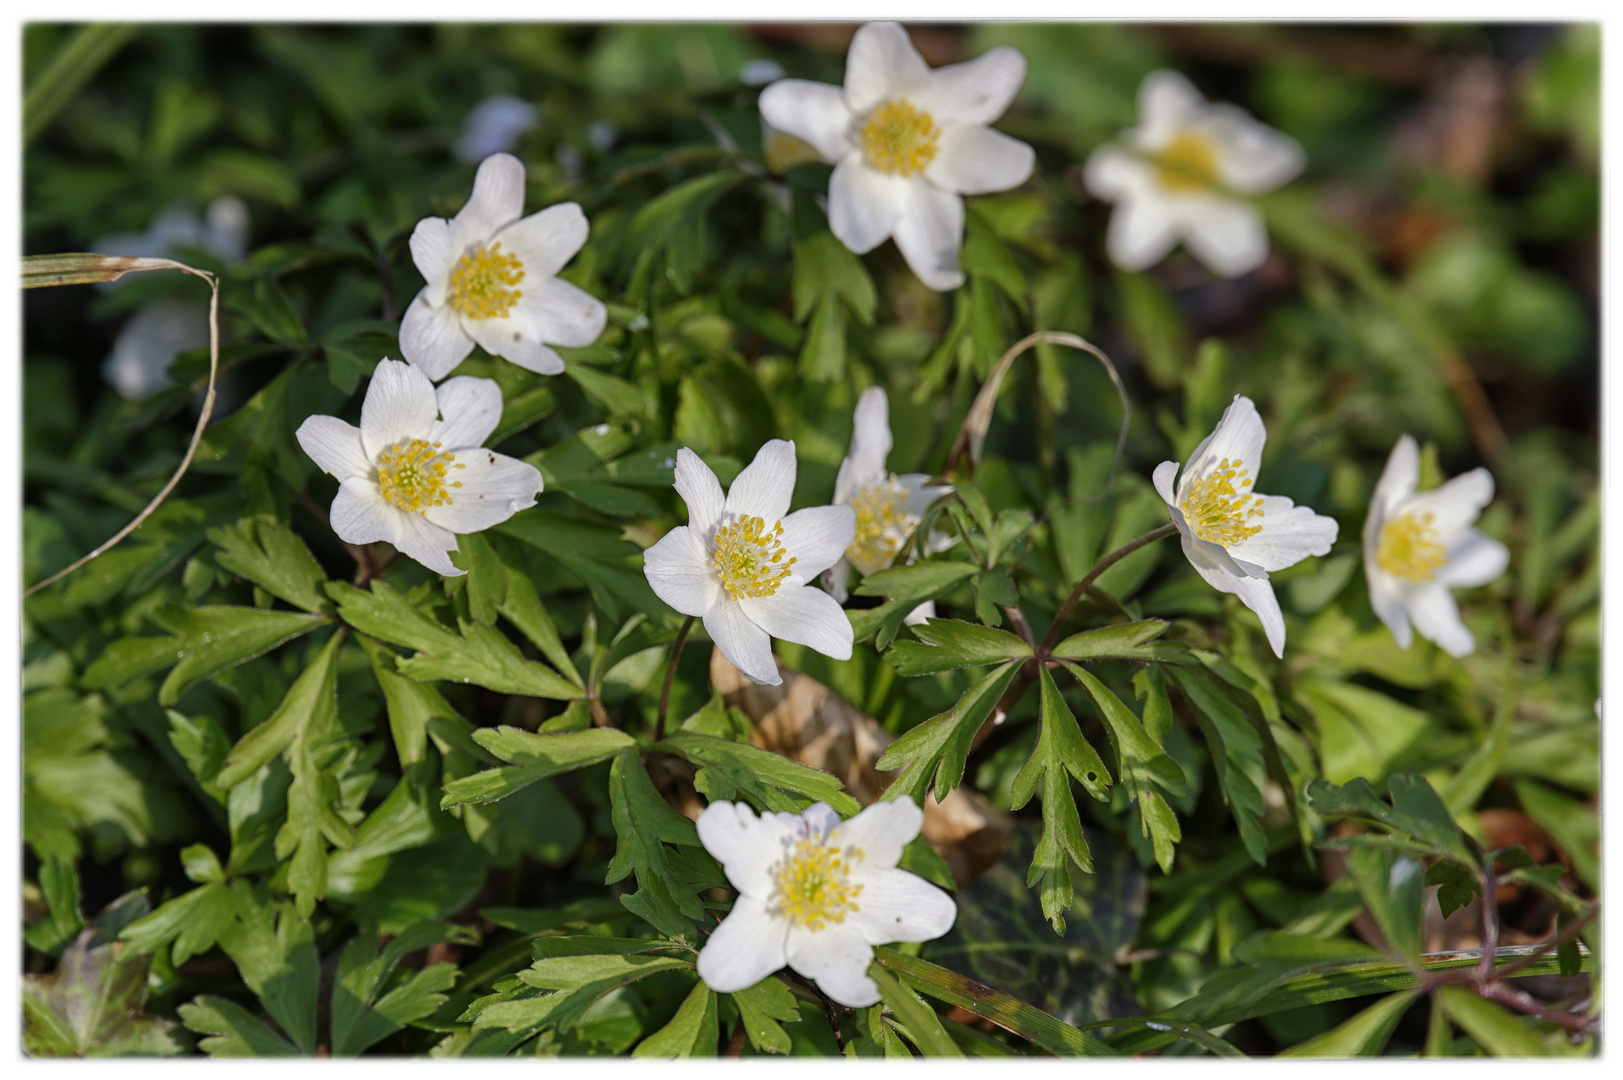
<box><xmin>1038</xmin><ymin>523</ymin><xmax>1177</xmax><ymax>654</ymax></box>
<box><xmin>654</xmin><ymin>615</ymin><xmax>695</xmax><ymax>743</ymax></box>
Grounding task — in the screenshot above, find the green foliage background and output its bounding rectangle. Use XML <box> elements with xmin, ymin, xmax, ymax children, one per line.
<box><xmin>21</xmin><ymin>22</ymin><xmax>1599</xmax><ymax>1058</ymax></box>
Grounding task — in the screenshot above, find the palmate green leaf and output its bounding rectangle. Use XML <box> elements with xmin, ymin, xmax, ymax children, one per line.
<box><xmin>871</xmin><ymin>963</ymin><xmax>962</xmax><ymax>1056</ymax></box>
<box><xmin>1305</xmin><ymin>774</ymin><xmax>1476</xmax><ymax>867</ymax></box>
<box><xmin>214</xmin><ymin>899</ymin><xmax>320</xmax><ymax>1054</ymax></box>
<box><xmin>876</xmin><ymin>660</ymin><xmax>1020</xmax><ymax>804</ymax></box>
<box><xmin>156</xmin><ymin>606</ymin><xmax>331</xmax><ymax>706</ymax></box>
<box><xmin>654</xmin><ymin>730</ymin><xmax>859</xmax><ymax>815</ymax></box>
<box><xmin>729</xmin><ymin>976</ymin><xmax>801</xmax><ymax>1055</ymax></box>
<box><xmin>885</xmin><ymin>618</ymin><xmax>1032</xmax><ymax>676</ymax></box>
<box><xmin>440</xmin><ymin>727</ymin><xmax>636</xmax><ymax>808</ymax></box>
<box><xmin>359</xmin><ymin>634</ymin><xmax>457</xmax><ymax>769</ymax></box>
<box><xmin>1279</xmin><ymin>991</ymin><xmax>1418</xmax><ymax>1057</ymax></box>
<box><xmin>120</xmin><ymin>879</ymin><xmax>248</xmax><ymax>966</ymax></box>
<box><xmin>1051</xmin><ymin>619</ymin><xmax>1193</xmax><ymax>666</ymax></box>
<box><xmin>1011</xmin><ymin>667</ymin><xmax>1110</xmax><ymax>931</ymax></box>
<box><xmin>276</xmin><ymin>694</ymin><xmax>355</xmax><ymax>918</ymax></box>
<box><xmin>498</xmin><ymin>565</ymin><xmax>584</xmax><ymax>686</ymax></box>
<box><xmin>632</xmin><ymin>979</ymin><xmax>717</xmax><ymax>1057</ymax></box>
<box><xmin>215</xmin><ymin>628</ymin><xmax>343</xmax><ymax>789</ymax></box>
<box><xmin>330</xmin><ymin>921</ymin><xmax>471</xmax><ymax>1055</ymax></box>
<box><xmin>176</xmin><ymin>996</ymin><xmax>299</xmax><ymax>1056</ymax></box>
<box><xmin>207</xmin><ymin>518</ymin><xmax>330</xmax><ymax>614</ymax></box>
<box><xmin>604</xmin><ymin>750</ymin><xmax>708</xmax><ymax>937</ymax></box>
<box><xmin>851</xmin><ymin>561</ymin><xmax>980</xmax><ymax>649</ymax></box>
<box><xmin>517</xmin><ymin>944</ymin><xmax>695</xmax><ymax>1034</ymax></box>
<box><xmin>1167</xmin><ymin>666</ymin><xmax>1269</xmax><ymax>866</ymax></box>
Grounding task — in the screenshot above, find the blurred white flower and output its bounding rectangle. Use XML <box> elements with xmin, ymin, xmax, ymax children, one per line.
<box><xmin>1084</xmin><ymin>70</ymin><xmax>1303</xmax><ymax>278</ymax></box>
<box><xmin>454</xmin><ymin>96</ymin><xmax>540</xmax><ymax>163</ymax></box>
<box><xmin>827</xmin><ymin>387</ymin><xmax>953</xmax><ymax>626</ymax></box>
<box><xmin>295</xmin><ymin>358</ymin><xmax>543</xmax><ymax>576</ymax></box>
<box><xmin>586</xmin><ymin>120</ymin><xmax>618</xmax><ymax>152</ymax></box>
<box><xmin>758</xmin><ymin>21</ymin><xmax>1034</xmax><ymax>291</ymax></box>
<box><xmin>93</xmin><ymin>196</ymin><xmax>249</xmax><ymax>399</ymax></box>
<box><xmin>695</xmin><ymin>796</ymin><xmax>956</xmax><ymax>1007</ymax></box>
<box><xmin>401</xmin><ymin>152</ymin><xmax>606</xmax><ymax>381</ymax></box>
<box><xmin>642</xmin><ymin>441</ymin><xmax>855</xmax><ymax>686</ymax></box>
<box><xmin>1153</xmin><ymin>396</ymin><xmax>1337</xmax><ymax>657</ymax></box>
<box><xmin>740</xmin><ymin>58</ymin><xmax>785</xmax><ymax>87</ymax></box>
<box><xmin>1363</xmin><ymin>435</ymin><xmax>1508</xmax><ymax>657</ymax></box>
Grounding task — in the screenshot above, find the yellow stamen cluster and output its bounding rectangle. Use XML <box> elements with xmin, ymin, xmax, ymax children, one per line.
<box><xmin>447</xmin><ymin>243</ymin><xmax>524</xmax><ymax>320</ymax></box>
<box><xmin>1155</xmin><ymin>130</ymin><xmax>1221</xmax><ymax>194</ymax></box>
<box><xmin>860</xmin><ymin>100</ymin><xmax>940</xmax><ymax>177</ymax></box>
<box><xmin>1376</xmin><ymin>511</ymin><xmax>1448</xmax><ymax>583</ymax></box>
<box><xmin>712</xmin><ymin>515</ymin><xmax>796</xmax><ymax>600</ymax></box>
<box><xmin>376</xmin><ymin>438</ymin><xmax>464</xmax><ymax>514</ymax></box>
<box><xmin>773</xmin><ymin>836</ymin><xmax>864</xmax><ymax>932</ymax></box>
<box><xmin>1181</xmin><ymin>457</ymin><xmax>1265</xmax><ymax>546</ymax></box>
<box><xmin>847</xmin><ymin>476</ymin><xmax>913</xmax><ymax>575</ymax></box>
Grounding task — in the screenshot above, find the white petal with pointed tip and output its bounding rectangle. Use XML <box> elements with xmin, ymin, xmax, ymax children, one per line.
<box><xmin>704</xmin><ymin>599</ymin><xmax>779</xmax><ymax>685</ymax></box>
<box><xmin>674</xmin><ymin>448</ymin><xmax>726</xmax><ymax>539</ymax></box>
<box><xmin>917</xmin><ymin>45</ymin><xmax>1026</xmax><ymax>125</ymax></box>
<box><xmin>844</xmin><ymin>22</ymin><xmax>929</xmax><ymax>115</ymax></box>
<box><xmin>892</xmin><ymin>180</ymin><xmax>965</xmax><ymax>291</ymax></box>
<box><xmin>429</xmin><ymin>376</ymin><xmax>503</xmax><ymax>451</ymax></box>
<box><xmin>1183</xmin><ymin>197</ymin><xmax>1270</xmax><ymax>279</ymax></box>
<box><xmin>493</xmin><ymin>202</ymin><xmax>589</xmax><ymax>281</ymax></box>
<box><xmin>828</xmin><ymin>159</ymin><xmax>908</xmax><ymax>254</ymax></box>
<box><xmin>1105</xmin><ymin>196</ymin><xmax>1181</xmax><ymax>273</ymax></box>
<box><xmin>925</xmin><ymin>124</ymin><xmax>1035</xmax><ymax>195</ymax></box>
<box><xmin>834</xmin><ymin>386</ymin><xmax>893</xmax><ymax>502</ymax></box>
<box><xmin>695</xmin><ymin>801</ymin><xmax>794</xmax><ymax>897</ymax></box>
<box><xmin>1225</xmin><ymin>495</ymin><xmax>1338</xmax><ymax>572</ymax></box>
<box><xmin>696</xmin><ymin>896</ymin><xmax>790</xmax><ymax>993</ymax></box>
<box><xmin>834</xmin><ymin>797</ymin><xmax>923</xmax><ymax>869</ymax></box>
<box><xmin>785</xmin><ymin>922</ymin><xmax>879</xmax><ymax>1007</ymax></box>
<box><xmin>296</xmin><ymin>415</ymin><xmax>370</xmax><ymax>481</ymax></box>
<box><xmin>779</xmin><ymin>504</ymin><xmax>857</xmax><ymax>584</ymax></box>
<box><xmin>360</xmin><ymin>359</ymin><xmax>440</xmax><ymax>459</ymax></box>
<box><xmin>643</xmin><ymin>525</ymin><xmax>721</xmax><ymax>618</ymax></box>
<box><xmin>389</xmin><ymin>506</ymin><xmax>464</xmax><ymax>578</ymax></box>
<box><xmin>400</xmin><ymin>290</ymin><xmax>475</xmax><ymax>381</ymax></box>
<box><xmin>451</xmin><ymin>152</ymin><xmax>526</xmax><ymax>248</ymax></box>
<box><xmin>330</xmin><ymin>477</ymin><xmax>396</xmax><ymax>547</ymax></box>
<box><xmin>758</xmin><ymin>80</ymin><xmax>853</xmax><ymax>162</ymax></box>
<box><xmin>739</xmin><ymin>585</ymin><xmax>854</xmax><ymax>661</ymax></box>
<box><xmin>848</xmin><ymin>869</ymin><xmax>957</xmax><ymax>945</ymax></box>
<box><xmin>725</xmin><ymin>439</ymin><xmax>797</xmax><ymax>523</ymax></box>
<box><xmin>1405</xmin><ymin>583</ymin><xmax>1475</xmax><ymax>657</ymax></box>
<box><xmin>519</xmin><ymin>276</ymin><xmax>607</xmax><ymax>348</ymax></box>
<box><xmin>422</xmin><ymin>449</ymin><xmax>542</xmax><ymax>534</ymax></box>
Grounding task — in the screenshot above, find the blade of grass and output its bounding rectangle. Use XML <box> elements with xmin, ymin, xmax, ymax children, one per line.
<box><xmin>24</xmin><ymin>24</ymin><xmax>137</xmax><ymax>145</ymax></box>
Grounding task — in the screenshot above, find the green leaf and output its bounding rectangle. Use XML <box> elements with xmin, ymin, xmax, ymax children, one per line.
<box><xmin>604</xmin><ymin>751</ymin><xmax>707</xmax><ymax>936</ymax></box>
<box><xmin>876</xmin><ymin>661</ymin><xmax>1020</xmax><ymax>804</ymax></box>
<box><xmin>730</xmin><ymin>976</ymin><xmax>800</xmax><ymax>1055</ymax></box>
<box><xmin>656</xmin><ymin>730</ymin><xmax>858</xmax><ymax>815</ymax></box>
<box><xmin>1443</xmin><ymin>685</ymin><xmax>1513</xmax><ymax>816</ymax></box>
<box><xmin>215</xmin><ymin>629</ymin><xmax>343</xmax><ymax>789</ymax></box>
<box><xmin>632</xmin><ymin>979</ymin><xmax>717</xmax><ymax>1057</ymax></box>
<box><xmin>1168</xmin><ymin>666</ymin><xmax>1269</xmax><ymax>866</ymax></box>
<box><xmin>120</xmin><ymin>881</ymin><xmax>244</xmax><ymax>966</ymax></box>
<box><xmin>1514</xmin><ymin>778</ymin><xmax>1600</xmax><ymax>890</ymax></box>
<box><xmin>23</xmin><ymin>23</ymin><xmax>138</xmax><ymax>145</ymax></box>
<box><xmin>851</xmin><ymin>561</ymin><xmax>980</xmax><ymax>649</ymax></box>
<box><xmin>157</xmin><ymin>606</ymin><xmax>330</xmax><ymax>706</ymax></box>
<box><xmin>1277</xmin><ymin>991</ymin><xmax>1417</xmax><ymax>1057</ymax></box>
<box><xmin>396</xmin><ymin>619</ymin><xmax>584</xmax><ymax>700</ymax></box>
<box><xmin>871</xmin><ymin>963</ymin><xmax>962</xmax><ymax>1056</ymax></box>
<box><xmin>518</xmin><ymin>948</ymin><xmax>694</xmax><ymax>1033</ymax></box>
<box><xmin>1011</xmin><ymin>667</ymin><xmax>1109</xmax><ymax>931</ymax></box>
<box><xmin>23</xmin><ymin>857</ymin><xmax>83</xmax><ymax>956</ymax></box>
<box><xmin>208</xmin><ymin>519</ymin><xmax>331</xmax><ymax>613</ymax></box>
<box><xmin>440</xmin><ymin>728</ymin><xmax>636</xmax><ymax>808</ymax></box>
<box><xmin>498</xmin><ymin>565</ymin><xmax>584</xmax><ymax>686</ymax></box>
<box><xmin>81</xmin><ymin>637</ymin><xmax>185</xmax><ymax>691</ymax></box>
<box><xmin>448</xmin><ymin>531</ymin><xmax>507</xmax><ymax>625</ymax></box>
<box><xmin>330</xmin><ymin>921</ymin><xmax>469</xmax><ymax>1055</ymax></box>
<box><xmin>1435</xmin><ymin>986</ymin><xmax>1550</xmax><ymax>1057</ymax></box>
<box><xmin>1343</xmin><ymin>846</ymin><xmax>1426</xmax><ymax>960</ymax></box>
<box><xmin>885</xmin><ymin>618</ymin><xmax>1032</xmax><ymax>676</ymax></box>
<box><xmin>496</xmin><ymin>513</ymin><xmax>662</xmax><ymax>622</ymax></box>
<box><xmin>215</xmin><ymin>900</ymin><xmax>320</xmax><ymax>1054</ymax></box>
<box><xmin>178</xmin><ymin>996</ymin><xmax>299</xmax><ymax>1056</ymax></box>
<box><xmin>359</xmin><ymin>635</ymin><xmax>456</xmax><ymax>769</ymax></box>
<box><xmin>1051</xmin><ymin>619</ymin><xmax>1193</xmax><ymax>666</ymax></box>
<box><xmin>1305</xmin><ymin>774</ymin><xmax>1475</xmax><ymax>867</ymax></box>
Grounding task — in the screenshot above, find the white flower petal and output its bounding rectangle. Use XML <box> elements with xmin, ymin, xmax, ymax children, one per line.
<box><xmin>704</xmin><ymin>600</ymin><xmax>780</xmax><ymax>686</ymax></box>
<box><xmin>1105</xmin><ymin>195</ymin><xmax>1181</xmax><ymax>273</ymax></box>
<box><xmin>1222</xmin><ymin>571</ymin><xmax>1288</xmax><ymax>658</ymax></box>
<box><xmin>408</xmin><ymin>216</ymin><xmax>454</xmax><ymax>302</ymax></box>
<box><xmin>360</xmin><ymin>358</ymin><xmax>439</xmax><ymax>459</ymax></box>
<box><xmin>844</xmin><ymin>22</ymin><xmax>930</xmax><ymax>116</ymax></box>
<box><xmin>517</xmin><ymin>276</ymin><xmax>607</xmax><ymax>348</ymax></box>
<box><xmin>1224</xmin><ymin>495</ymin><xmax>1338</xmax><ymax>572</ymax></box>
<box><xmin>785</xmin><ymin>922</ymin><xmax>878</xmax><ymax>1008</ymax></box>
<box><xmin>1137</xmin><ymin>69</ymin><xmax>1205</xmax><ymax>149</ymax></box>
<box><xmin>828</xmin><ymin>158</ymin><xmax>908</xmax><ymax>255</ymax></box>
<box><xmin>725</xmin><ymin>439</ymin><xmax>797</xmax><ymax>523</ymax></box>
<box><xmin>1437</xmin><ymin>530</ymin><xmax>1509</xmax><ymax>590</ymax></box>
<box><xmin>832</xmin><ymin>796</ymin><xmax>923</xmax><ymax>869</ymax></box>
<box><xmin>1182</xmin><ymin>196</ymin><xmax>1270</xmax><ymax>279</ymax></box>
<box><xmin>897</xmin><ymin>473</ymin><xmax>952</xmax><ymax>519</ymax></box>
<box><xmin>779</xmin><ymin>504</ymin><xmax>857</xmax><ymax>584</ymax></box>
<box><xmin>501</xmin><ymin>338</ymin><xmax>566</xmax><ymax>376</ymax></box>
<box><xmin>924</xmin><ymin>123</ymin><xmax>1035</xmax><ymax>195</ymax></box>
<box><xmin>296</xmin><ymin>415</ymin><xmax>370</xmax><ymax>481</ymax></box>
<box><xmin>834</xmin><ymin>386</ymin><xmax>893</xmax><ymax>502</ymax></box>
<box><xmin>494</xmin><ymin>202</ymin><xmax>589</xmax><ymax>281</ymax></box>
<box><xmin>849</xmin><ymin>868</ymin><xmax>956</xmax><ymax>945</ymax></box>
<box><xmin>1152</xmin><ymin>460</ymin><xmax>1181</xmax><ymax>507</ymax></box>
<box><xmin>428</xmin><ymin>376</ymin><xmax>503</xmax><ymax>450</ymax></box>
<box><xmin>903</xmin><ymin>600</ymin><xmax>936</xmax><ymax>626</ymax></box>
<box><xmin>1400</xmin><ymin>468</ymin><xmax>1495</xmax><ymax>540</ymax></box>
<box><xmin>696</xmin><ymin>801</ymin><xmax>795</xmax><ymax>897</ymax></box>
<box><xmin>1182</xmin><ymin>395</ymin><xmax>1266</xmax><ymax>500</ymax></box>
<box><xmin>1208</xmin><ymin>105</ymin><xmax>1304</xmax><ymax>194</ymax></box>
<box><xmin>1368</xmin><ymin>573</ymin><xmax>1414</xmax><ymax>649</ymax></box>
<box><xmin>739</xmin><ymin>585</ymin><xmax>854</xmax><ymax>662</ymax></box>
<box><xmin>390</xmin><ymin>510</ymin><xmax>465</xmax><ymax>577</ymax></box>
<box><xmin>892</xmin><ymin>180</ymin><xmax>965</xmax><ymax>291</ymax></box>
<box><xmin>644</xmin><ymin>525</ymin><xmax>721</xmax><ymax>618</ymax></box>
<box><xmin>1406</xmin><ymin>583</ymin><xmax>1475</xmax><ymax>657</ymax></box>
<box><xmin>422</xmin><ymin>450</ymin><xmax>542</xmax><ymax>534</ymax></box>
<box><xmin>1084</xmin><ymin>143</ymin><xmax>1155</xmax><ymax>201</ymax></box>
<box><xmin>330</xmin><ymin>477</ymin><xmax>396</xmax><ymax>546</ymax></box>
<box><xmin>455</xmin><ymin>96</ymin><xmax>539</xmax><ymax>164</ymax></box>
<box><xmin>916</xmin><ymin>45</ymin><xmax>1025</xmax><ymax>126</ymax></box>
<box><xmin>758</xmin><ymin>79</ymin><xmax>853</xmax><ymax>162</ymax></box>
<box><xmin>1367</xmin><ymin>435</ymin><xmax>1420</xmax><ymax>545</ymax></box>
<box><xmin>400</xmin><ymin>290</ymin><xmax>475</xmax><ymax>382</ymax></box>
<box><xmin>464</xmin><ymin>318</ymin><xmax>565</xmax><ymax>375</ymax></box>
<box><xmin>695</xmin><ymin>895</ymin><xmax>790</xmax><ymax>994</ymax></box>
<box><xmin>674</xmin><ymin>448</ymin><xmax>726</xmax><ymax>540</ymax></box>
<box><xmin>451</xmin><ymin>152</ymin><xmax>526</xmax><ymax>247</ymax></box>
<box><xmin>826</xmin><ymin>557</ymin><xmax>852</xmax><ymax>603</ymax></box>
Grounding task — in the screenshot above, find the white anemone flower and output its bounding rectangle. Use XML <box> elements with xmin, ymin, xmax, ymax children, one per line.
<box><xmin>695</xmin><ymin>796</ymin><xmax>956</xmax><ymax>1007</ymax></box>
<box><xmin>1363</xmin><ymin>435</ymin><xmax>1508</xmax><ymax>657</ymax></box>
<box><xmin>827</xmin><ymin>387</ymin><xmax>954</xmax><ymax>625</ymax></box>
<box><xmin>454</xmin><ymin>96</ymin><xmax>540</xmax><ymax>163</ymax></box>
<box><xmin>758</xmin><ymin>21</ymin><xmax>1034</xmax><ymax>291</ymax></box>
<box><xmin>642</xmin><ymin>441</ymin><xmax>856</xmax><ymax>686</ymax></box>
<box><xmin>401</xmin><ymin>152</ymin><xmax>606</xmax><ymax>381</ymax></box>
<box><xmin>1153</xmin><ymin>396</ymin><xmax>1338</xmax><ymax>658</ymax></box>
<box><xmin>1084</xmin><ymin>70</ymin><xmax>1304</xmax><ymax>279</ymax></box>
<box><xmin>295</xmin><ymin>358</ymin><xmax>543</xmax><ymax>577</ymax></box>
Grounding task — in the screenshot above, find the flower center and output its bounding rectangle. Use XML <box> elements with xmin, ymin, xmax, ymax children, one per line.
<box><xmin>860</xmin><ymin>100</ymin><xmax>940</xmax><ymax>177</ymax></box>
<box><xmin>773</xmin><ymin>835</ymin><xmax>864</xmax><ymax>932</ymax></box>
<box><xmin>1376</xmin><ymin>511</ymin><xmax>1448</xmax><ymax>583</ymax></box>
<box><xmin>1181</xmin><ymin>457</ymin><xmax>1265</xmax><ymax>546</ymax></box>
<box><xmin>447</xmin><ymin>242</ymin><xmax>525</xmax><ymax>320</ymax></box>
<box><xmin>1155</xmin><ymin>130</ymin><xmax>1221</xmax><ymax>194</ymax></box>
<box><xmin>847</xmin><ymin>476</ymin><xmax>913</xmax><ymax>575</ymax></box>
<box><xmin>376</xmin><ymin>438</ymin><xmax>464</xmax><ymax>514</ymax></box>
<box><xmin>712</xmin><ymin>515</ymin><xmax>797</xmax><ymax>600</ymax></box>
